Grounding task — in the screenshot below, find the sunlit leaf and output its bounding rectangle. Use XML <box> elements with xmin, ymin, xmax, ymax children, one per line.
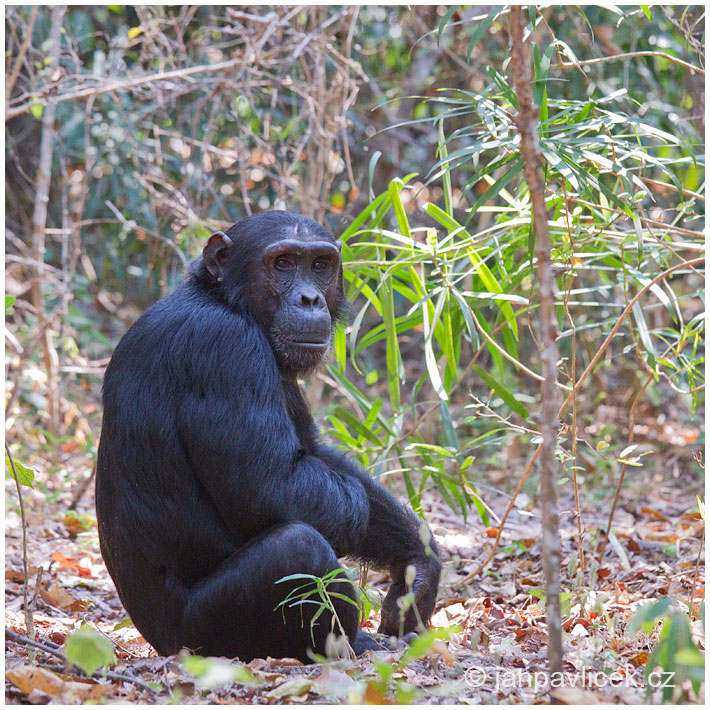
<box><xmin>5</xmin><ymin>457</ymin><xmax>36</xmax><ymax>488</ymax></box>
<box><xmin>65</xmin><ymin>626</ymin><xmax>116</xmax><ymax>677</ymax></box>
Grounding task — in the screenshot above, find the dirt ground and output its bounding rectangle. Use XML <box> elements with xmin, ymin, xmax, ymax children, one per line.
<box><xmin>5</xmin><ymin>432</ymin><xmax>704</xmax><ymax>705</ymax></box>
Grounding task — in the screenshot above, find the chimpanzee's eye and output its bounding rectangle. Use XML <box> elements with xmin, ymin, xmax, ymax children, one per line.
<box><xmin>274</xmin><ymin>256</ymin><xmax>293</xmax><ymax>271</ymax></box>
<box><xmin>313</xmin><ymin>258</ymin><xmax>328</xmax><ymax>272</ymax></box>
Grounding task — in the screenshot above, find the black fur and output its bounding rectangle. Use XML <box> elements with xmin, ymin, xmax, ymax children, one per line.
<box><xmin>96</xmin><ymin>211</ymin><xmax>440</xmax><ymax>661</ymax></box>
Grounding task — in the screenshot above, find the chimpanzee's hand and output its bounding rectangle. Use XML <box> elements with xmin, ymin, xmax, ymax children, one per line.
<box><xmin>378</xmin><ymin>553</ymin><xmax>441</xmax><ymax>637</ymax></box>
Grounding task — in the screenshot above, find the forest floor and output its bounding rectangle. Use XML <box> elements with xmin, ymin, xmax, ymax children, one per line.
<box><xmin>5</xmin><ymin>423</ymin><xmax>705</xmax><ymax>705</ymax></box>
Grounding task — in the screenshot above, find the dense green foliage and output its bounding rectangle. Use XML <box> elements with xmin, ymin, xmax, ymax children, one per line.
<box><xmin>6</xmin><ymin>5</ymin><xmax>704</xmax><ymax>520</ymax></box>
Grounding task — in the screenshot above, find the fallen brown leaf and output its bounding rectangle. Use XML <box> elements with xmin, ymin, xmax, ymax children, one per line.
<box><xmin>640</xmin><ymin>506</ymin><xmax>670</xmax><ymax>521</ymax></box>
<box><xmin>265</xmin><ymin>676</ymin><xmax>313</xmax><ymax>700</ymax></box>
<box><xmin>6</xmin><ymin>665</ymin><xmax>112</xmax><ymax>701</ymax></box>
<box><xmin>50</xmin><ymin>551</ymin><xmax>93</xmax><ymax>578</ymax></box>
<box><xmin>364</xmin><ymin>683</ymin><xmax>395</xmax><ymax>704</ymax></box>
<box><xmin>40</xmin><ymin>585</ymin><xmax>76</xmax><ymax>609</ymax></box>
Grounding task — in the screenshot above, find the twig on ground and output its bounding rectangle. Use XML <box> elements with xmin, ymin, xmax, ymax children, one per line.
<box><xmin>6</xmin><ymin>628</ymin><xmax>65</xmax><ymax>660</ymax></box>
<box><xmin>5</xmin><ymin>627</ymin><xmax>159</xmax><ymax>694</ymax></box>
<box><xmin>6</xmin><ymin>444</ymin><xmax>35</xmax><ymax>660</ymax></box>
<box><xmin>595</xmin><ymin>374</ymin><xmax>653</xmax><ymax>569</ymax></box>
<box><xmin>455</xmin><ymin>446</ymin><xmax>541</xmax><ymax>588</ymax></box>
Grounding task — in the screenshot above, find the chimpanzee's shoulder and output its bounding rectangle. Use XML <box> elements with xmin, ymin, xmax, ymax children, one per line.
<box><xmin>134</xmin><ymin>283</ymin><xmax>250</xmax><ymax>341</ymax></box>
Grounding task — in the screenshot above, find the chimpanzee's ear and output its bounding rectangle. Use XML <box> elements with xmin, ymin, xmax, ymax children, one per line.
<box><xmin>335</xmin><ymin>240</ymin><xmax>342</xmax><ymax>251</ymax></box>
<box><xmin>203</xmin><ymin>231</ymin><xmax>233</xmax><ymax>279</ymax></box>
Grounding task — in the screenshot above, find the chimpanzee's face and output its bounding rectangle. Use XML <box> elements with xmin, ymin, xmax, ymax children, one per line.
<box><xmin>202</xmin><ymin>212</ymin><xmax>345</xmax><ymax>375</ymax></box>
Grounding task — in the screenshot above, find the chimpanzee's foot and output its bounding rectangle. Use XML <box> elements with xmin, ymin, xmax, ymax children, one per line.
<box><xmin>353</xmin><ymin>630</ymin><xmax>410</xmax><ymax>654</ymax></box>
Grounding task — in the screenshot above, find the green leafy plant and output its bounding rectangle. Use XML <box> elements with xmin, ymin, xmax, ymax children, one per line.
<box><xmin>330</xmin><ymin>5</ymin><xmax>703</xmax><ymax>526</ymax></box>
<box><xmin>627</xmin><ymin>597</ymin><xmax>705</xmax><ymax>702</ymax></box>
<box><xmin>275</xmin><ymin>568</ymin><xmax>363</xmax><ymax>652</ymax></box>
<box><xmin>65</xmin><ymin>625</ymin><xmax>116</xmax><ymax>677</ymax></box>
<box><xmin>4</xmin><ymin>456</ymin><xmax>36</xmax><ymax>488</ymax></box>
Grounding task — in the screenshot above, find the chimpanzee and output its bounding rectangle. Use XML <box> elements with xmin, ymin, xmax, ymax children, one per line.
<box><xmin>95</xmin><ymin>211</ymin><xmax>440</xmax><ymax>662</ymax></box>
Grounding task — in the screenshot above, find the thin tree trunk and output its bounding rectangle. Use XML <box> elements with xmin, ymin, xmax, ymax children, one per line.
<box><xmin>508</xmin><ymin>6</ymin><xmax>564</xmax><ymax>678</ymax></box>
<box><xmin>30</xmin><ymin>5</ymin><xmax>66</xmax><ymax>438</ymax></box>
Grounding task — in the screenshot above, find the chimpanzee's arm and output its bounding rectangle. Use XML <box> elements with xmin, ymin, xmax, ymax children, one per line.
<box><xmin>174</xmin><ymin>313</ymin><xmax>369</xmax><ymax>553</ymax></box>
<box><xmin>313</xmin><ymin>444</ymin><xmax>441</xmax><ymax>634</ymax></box>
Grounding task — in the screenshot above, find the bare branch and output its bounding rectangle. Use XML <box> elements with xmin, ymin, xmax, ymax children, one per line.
<box><xmin>30</xmin><ymin>4</ymin><xmax>65</xmax><ymax>438</ymax></box>
<box><xmin>509</xmin><ymin>5</ymin><xmax>564</xmax><ymax>677</ymax></box>
<box><xmin>7</xmin><ymin>55</ymin><xmax>248</xmax><ymax>121</ymax></box>
<box><xmin>5</xmin><ymin>6</ymin><xmax>38</xmax><ymax>103</ymax></box>
<box><xmin>551</xmin><ymin>50</ymin><xmax>704</xmax><ymax>76</ymax></box>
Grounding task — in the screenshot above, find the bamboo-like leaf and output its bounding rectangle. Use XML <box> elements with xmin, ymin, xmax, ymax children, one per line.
<box><xmin>347</xmin><ymin>285</ymin><xmax>379</xmax><ymax>373</ymax></box>
<box><xmin>437</xmin><ymin>120</ymin><xmax>453</xmax><ymax>215</ymax></box>
<box><xmin>474</xmin><ymin>309</ymin><xmax>505</xmax><ymax>378</ymax></box>
<box><xmin>368</xmin><ymin>151</ymin><xmax>382</xmax><ymax>200</ymax></box>
<box><xmin>631</xmin><ymin>302</ymin><xmax>656</xmax><ymax>367</ymax></box>
<box><xmin>382</xmin><ymin>282</ymin><xmax>402</xmax><ymax>410</ymax></box>
<box><xmin>472</xmin><ymin>364</ymin><xmax>530</xmax><ymax>420</ymax></box>
<box><xmin>388</xmin><ymin>180</ymin><xmax>412</xmax><ymax>239</ymax></box>
<box><xmin>421</xmin><ymin>290</ymin><xmax>447</xmax><ymax>400</ymax></box>
<box><xmin>403</xmin><ymin>469</ymin><xmax>418</xmax><ymax>508</ymax></box>
<box><xmin>439</xmin><ymin>401</ymin><xmax>462</xmax><ymax>463</ymax></box>
<box><xmin>327</xmin><ymin>417</ymin><xmax>360</xmax><ymax>449</ymax></box>
<box><xmin>466</xmin><ymin>6</ymin><xmax>507</xmax><ymax>62</ymax></box>
<box><xmin>363</xmin><ymin>398</ymin><xmax>384</xmax><ymax>430</ymax></box>
<box><xmin>333</xmin><ymin>325</ymin><xmax>345</xmax><ymax>373</ymax></box>
<box><xmin>370</xmin><ymin>213</ymin><xmax>403</xmax><ymax>410</ymax></box>
<box><xmin>542</xmin><ymin>149</ymin><xmax>580</xmax><ymax>191</ymax></box>
<box><xmin>468</xmin><ymin>160</ymin><xmax>524</xmax><ymax>219</ymax></box>
<box><xmin>334</xmin><ymin>406</ymin><xmax>383</xmax><ymax>446</ymax></box>
<box><xmin>326</xmin><ymin>366</ymin><xmax>397</xmax><ymax>437</ymax></box>
<box><xmin>424</xmin><ymin>203</ymin><xmax>519</xmax><ymax>339</ymax></box>
<box><xmin>450</xmin><ymin>287</ymin><xmax>480</xmax><ymax>350</ymax></box>
<box><xmin>462</xmin><ymin>291</ymin><xmax>529</xmax><ymax>305</ymax></box>
<box><xmin>339</xmin><ymin>192</ymin><xmax>388</xmax><ymax>242</ymax></box>
<box><xmin>355</xmin><ymin>313</ymin><xmax>422</xmax><ymax>354</ymax></box>
<box><xmin>533</xmin><ymin>44</ymin><xmax>554</xmax><ymax>123</ymax></box>
<box><xmin>484</xmin><ymin>66</ymin><xmax>518</xmax><ymax>107</ymax></box>
<box><xmin>406</xmin><ymin>442</ymin><xmax>456</xmax><ymax>458</ymax></box>
<box><xmin>431</xmin><ymin>287</ymin><xmax>457</xmax><ymax>385</ymax></box>
<box><xmin>437</xmin><ymin>5</ymin><xmax>460</xmax><ymax>44</ymax></box>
